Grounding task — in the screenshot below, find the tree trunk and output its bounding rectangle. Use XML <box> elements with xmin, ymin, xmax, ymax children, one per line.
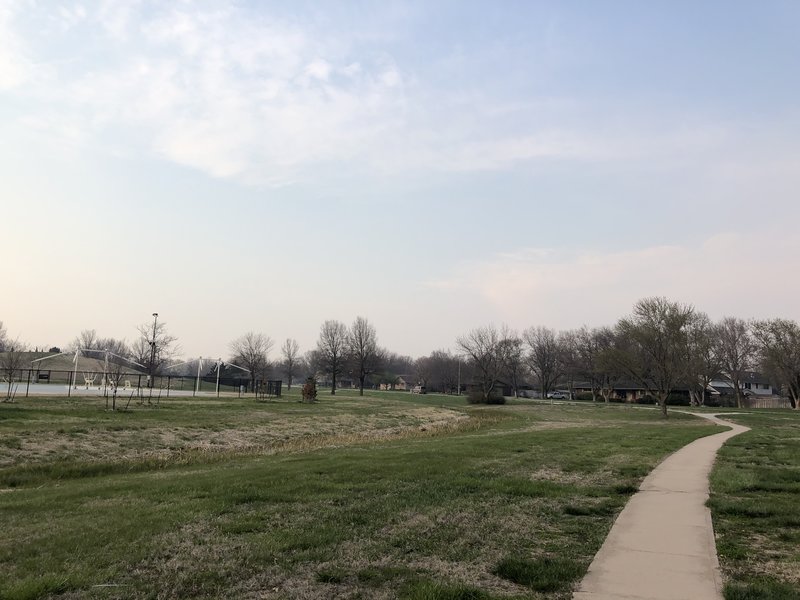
<box><xmin>658</xmin><ymin>392</ymin><xmax>669</xmax><ymax>418</ymax></box>
<box><xmin>359</xmin><ymin>375</ymin><xmax>365</xmax><ymax>396</ymax></box>
<box><xmin>331</xmin><ymin>372</ymin><xmax>337</xmax><ymax>395</ymax></box>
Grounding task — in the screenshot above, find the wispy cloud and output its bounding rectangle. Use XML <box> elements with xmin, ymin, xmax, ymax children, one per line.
<box><xmin>429</xmin><ymin>232</ymin><xmax>800</xmax><ymax>329</ymax></box>
<box><xmin>3</xmin><ymin>2</ymin><xmax>756</xmax><ymax>187</ymax></box>
<box><xmin>0</xmin><ymin>1</ymin><xmax>32</xmax><ymax>90</ymax></box>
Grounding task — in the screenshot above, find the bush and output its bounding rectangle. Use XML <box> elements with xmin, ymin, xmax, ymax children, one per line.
<box><xmin>666</xmin><ymin>393</ymin><xmax>690</xmax><ymax>406</ymax></box>
<box><xmin>302</xmin><ymin>377</ymin><xmax>317</xmax><ymax>403</ymax></box>
<box><xmin>466</xmin><ymin>391</ymin><xmax>506</xmax><ymax>405</ymax></box>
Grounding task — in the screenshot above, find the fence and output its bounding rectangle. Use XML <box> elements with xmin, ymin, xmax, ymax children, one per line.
<box><xmin>745</xmin><ymin>395</ymin><xmax>793</xmax><ymax>409</ymax></box>
<box><xmin>1</xmin><ymin>368</ymin><xmax>282</xmax><ymax>400</ymax></box>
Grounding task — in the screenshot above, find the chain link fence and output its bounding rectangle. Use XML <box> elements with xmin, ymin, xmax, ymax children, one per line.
<box><xmin>2</xmin><ymin>368</ymin><xmax>282</xmax><ymax>400</ymax></box>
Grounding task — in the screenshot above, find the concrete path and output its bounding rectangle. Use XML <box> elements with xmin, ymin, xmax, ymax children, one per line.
<box><xmin>573</xmin><ymin>413</ymin><xmax>750</xmax><ymax>600</ymax></box>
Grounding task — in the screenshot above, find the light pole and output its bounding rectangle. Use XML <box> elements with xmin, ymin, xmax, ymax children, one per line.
<box><xmin>149</xmin><ymin>313</ymin><xmax>158</xmax><ymax>389</ymax></box>
<box><xmin>457</xmin><ymin>357</ymin><xmax>461</xmax><ymax>396</ymax></box>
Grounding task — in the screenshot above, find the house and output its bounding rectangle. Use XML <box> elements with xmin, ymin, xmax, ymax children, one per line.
<box><xmin>709</xmin><ymin>371</ymin><xmax>773</xmax><ymax>397</ymax></box>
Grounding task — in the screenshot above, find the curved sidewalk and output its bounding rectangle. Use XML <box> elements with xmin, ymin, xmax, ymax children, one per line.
<box><xmin>573</xmin><ymin>413</ymin><xmax>749</xmax><ymax>600</ymax></box>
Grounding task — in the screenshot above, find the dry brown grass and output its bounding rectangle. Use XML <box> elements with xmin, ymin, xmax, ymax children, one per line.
<box><xmin>0</xmin><ymin>406</ymin><xmax>470</xmax><ymax>468</ymax></box>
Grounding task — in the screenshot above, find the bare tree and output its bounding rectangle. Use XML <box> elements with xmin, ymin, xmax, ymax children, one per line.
<box><xmin>685</xmin><ymin>312</ymin><xmax>722</xmax><ymax>406</ymax></box>
<box><xmin>134</xmin><ymin>320</ymin><xmax>179</xmax><ymax>387</ymax></box>
<box><xmin>558</xmin><ymin>329</ymin><xmax>582</xmax><ymax>399</ymax></box>
<box><xmin>524</xmin><ymin>326</ymin><xmax>565</xmax><ymax>401</ymax></box>
<box><xmin>715</xmin><ymin>317</ymin><xmax>756</xmax><ymax>409</ymax></box>
<box><xmin>348</xmin><ymin>317</ymin><xmax>383</xmax><ymax>396</ymax></box>
<box><xmin>456</xmin><ymin>325</ymin><xmax>504</xmax><ymax>403</ymax></box>
<box><xmin>316</xmin><ymin>320</ymin><xmax>349</xmax><ymax>395</ymax></box>
<box><xmin>230</xmin><ymin>332</ymin><xmax>273</xmax><ymax>392</ymax></box>
<box><xmin>1</xmin><ymin>337</ymin><xmax>28</xmax><ymax>401</ymax></box>
<box><xmin>414</xmin><ymin>350</ymin><xmax>463</xmax><ymax>393</ymax></box>
<box><xmin>574</xmin><ymin>326</ymin><xmax>604</xmax><ymax>401</ymax></box>
<box><xmin>68</xmin><ymin>329</ymin><xmax>99</xmax><ymax>351</ymax></box>
<box><xmin>615</xmin><ymin>297</ymin><xmax>694</xmax><ymax>417</ymax></box>
<box><xmin>594</xmin><ymin>327</ymin><xmax>625</xmax><ymax>404</ymax></box>
<box><xmin>280</xmin><ymin>338</ymin><xmax>301</xmax><ymax>390</ymax></box>
<box><xmin>753</xmin><ymin>318</ymin><xmax>800</xmax><ymax>409</ymax></box>
<box><xmin>0</xmin><ymin>321</ymin><xmax>9</xmax><ymax>352</ymax></box>
<box><xmin>498</xmin><ymin>331</ymin><xmax>525</xmax><ymax>398</ymax></box>
<box><xmin>96</xmin><ymin>337</ymin><xmax>130</xmax><ymax>358</ymax></box>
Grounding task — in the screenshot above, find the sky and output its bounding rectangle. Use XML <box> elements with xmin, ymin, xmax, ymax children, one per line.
<box><xmin>2</xmin><ymin>0</ymin><xmax>800</xmax><ymax>359</ymax></box>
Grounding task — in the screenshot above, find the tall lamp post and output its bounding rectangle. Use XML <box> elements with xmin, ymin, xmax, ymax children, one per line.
<box><xmin>149</xmin><ymin>313</ymin><xmax>158</xmax><ymax>389</ymax></box>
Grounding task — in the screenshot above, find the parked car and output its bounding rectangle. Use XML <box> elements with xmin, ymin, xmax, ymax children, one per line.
<box><xmin>411</xmin><ymin>385</ymin><xmax>427</xmax><ymax>394</ymax></box>
<box><xmin>547</xmin><ymin>391</ymin><xmax>569</xmax><ymax>399</ymax></box>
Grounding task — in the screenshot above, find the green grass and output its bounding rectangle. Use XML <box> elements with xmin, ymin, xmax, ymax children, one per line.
<box><xmin>0</xmin><ymin>393</ymin><xmax>722</xmax><ymax>599</ymax></box>
<box><xmin>707</xmin><ymin>411</ymin><xmax>800</xmax><ymax>600</ymax></box>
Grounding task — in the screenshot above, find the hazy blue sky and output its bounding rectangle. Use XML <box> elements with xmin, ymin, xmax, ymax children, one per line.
<box><xmin>2</xmin><ymin>1</ymin><xmax>799</xmax><ymax>359</ymax></box>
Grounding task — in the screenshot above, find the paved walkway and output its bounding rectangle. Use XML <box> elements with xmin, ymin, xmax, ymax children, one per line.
<box><xmin>573</xmin><ymin>413</ymin><xmax>750</xmax><ymax>600</ymax></box>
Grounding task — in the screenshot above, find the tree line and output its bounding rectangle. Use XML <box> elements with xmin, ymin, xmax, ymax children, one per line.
<box><xmin>2</xmin><ymin>298</ymin><xmax>800</xmax><ymax>412</ymax></box>
<box><xmin>453</xmin><ymin>297</ymin><xmax>800</xmax><ymax>415</ymax></box>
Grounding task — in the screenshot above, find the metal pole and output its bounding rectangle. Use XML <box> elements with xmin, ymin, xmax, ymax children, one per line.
<box><xmin>67</xmin><ymin>371</ymin><xmax>72</xmax><ymax>397</ymax></box>
<box><xmin>216</xmin><ymin>359</ymin><xmax>221</xmax><ymax>397</ymax></box>
<box><xmin>25</xmin><ymin>369</ymin><xmax>30</xmax><ymax>397</ymax></box>
<box><xmin>103</xmin><ymin>351</ymin><xmax>109</xmax><ymax>398</ymax></box>
<box><xmin>149</xmin><ymin>313</ymin><xmax>158</xmax><ymax>389</ymax></box>
<box><xmin>457</xmin><ymin>358</ymin><xmax>461</xmax><ymax>396</ymax></box>
<box><xmin>72</xmin><ymin>351</ymin><xmax>80</xmax><ymax>390</ymax></box>
<box><xmin>195</xmin><ymin>357</ymin><xmax>202</xmax><ymax>397</ymax></box>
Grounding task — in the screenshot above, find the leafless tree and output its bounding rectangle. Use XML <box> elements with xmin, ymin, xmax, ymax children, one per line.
<box><xmin>1</xmin><ymin>337</ymin><xmax>28</xmax><ymax>401</ymax></box>
<box><xmin>558</xmin><ymin>329</ymin><xmax>582</xmax><ymax>399</ymax></box>
<box><xmin>524</xmin><ymin>326</ymin><xmax>565</xmax><ymax>401</ymax></box>
<box><xmin>316</xmin><ymin>320</ymin><xmax>349</xmax><ymax>395</ymax></box>
<box><xmin>348</xmin><ymin>317</ymin><xmax>383</xmax><ymax>396</ymax></box>
<box><xmin>0</xmin><ymin>321</ymin><xmax>9</xmax><ymax>352</ymax></box>
<box><xmin>594</xmin><ymin>327</ymin><xmax>625</xmax><ymax>403</ymax></box>
<box><xmin>619</xmin><ymin>297</ymin><xmax>695</xmax><ymax>412</ymax></box>
<box><xmin>68</xmin><ymin>329</ymin><xmax>99</xmax><ymax>351</ymax></box>
<box><xmin>753</xmin><ymin>318</ymin><xmax>800</xmax><ymax>409</ymax></box>
<box><xmin>414</xmin><ymin>350</ymin><xmax>464</xmax><ymax>394</ymax></box>
<box><xmin>715</xmin><ymin>317</ymin><xmax>757</xmax><ymax>409</ymax></box>
<box><xmin>280</xmin><ymin>338</ymin><xmax>301</xmax><ymax>390</ymax></box>
<box><xmin>133</xmin><ymin>321</ymin><xmax>179</xmax><ymax>387</ymax></box>
<box><xmin>230</xmin><ymin>332</ymin><xmax>273</xmax><ymax>392</ymax></box>
<box><xmin>456</xmin><ymin>325</ymin><xmax>504</xmax><ymax>403</ymax></box>
<box><xmin>96</xmin><ymin>337</ymin><xmax>130</xmax><ymax>358</ymax></box>
<box><xmin>383</xmin><ymin>352</ymin><xmax>415</xmax><ymax>376</ymax></box>
<box><xmin>573</xmin><ymin>326</ymin><xmax>604</xmax><ymax>401</ymax></box>
<box><xmin>615</xmin><ymin>297</ymin><xmax>694</xmax><ymax>417</ymax></box>
<box><xmin>498</xmin><ymin>330</ymin><xmax>525</xmax><ymax>398</ymax></box>
<box><xmin>684</xmin><ymin>312</ymin><xmax>722</xmax><ymax>406</ymax></box>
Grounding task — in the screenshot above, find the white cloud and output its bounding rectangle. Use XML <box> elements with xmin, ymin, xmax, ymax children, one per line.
<box><xmin>304</xmin><ymin>58</ymin><xmax>332</xmax><ymax>81</ymax></box>
<box><xmin>3</xmin><ymin>2</ymin><xmax>798</xmax><ymax>190</ymax></box>
<box><xmin>0</xmin><ymin>2</ymin><xmax>32</xmax><ymax>90</ymax></box>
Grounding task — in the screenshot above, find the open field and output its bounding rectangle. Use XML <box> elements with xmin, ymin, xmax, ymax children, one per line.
<box><xmin>707</xmin><ymin>410</ymin><xmax>800</xmax><ymax>600</ymax></box>
<box><xmin>1</xmin><ymin>391</ymin><xmax>725</xmax><ymax>599</ymax></box>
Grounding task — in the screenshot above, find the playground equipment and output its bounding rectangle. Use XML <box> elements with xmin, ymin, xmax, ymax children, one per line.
<box><xmin>166</xmin><ymin>357</ymin><xmax>250</xmax><ymax>396</ymax></box>
<box><xmin>30</xmin><ymin>349</ymin><xmax>146</xmax><ymax>394</ymax></box>
<box><xmin>83</xmin><ymin>372</ymin><xmax>96</xmax><ymax>389</ymax></box>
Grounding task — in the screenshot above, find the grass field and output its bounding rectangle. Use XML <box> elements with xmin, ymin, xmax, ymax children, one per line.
<box><xmin>1</xmin><ymin>391</ymin><xmax>725</xmax><ymax>599</ymax></box>
<box><xmin>707</xmin><ymin>410</ymin><xmax>800</xmax><ymax>600</ymax></box>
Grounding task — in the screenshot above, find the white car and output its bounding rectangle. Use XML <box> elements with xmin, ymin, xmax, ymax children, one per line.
<box><xmin>547</xmin><ymin>391</ymin><xmax>569</xmax><ymax>399</ymax></box>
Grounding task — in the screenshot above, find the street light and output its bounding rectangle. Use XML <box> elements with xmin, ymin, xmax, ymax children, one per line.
<box><xmin>149</xmin><ymin>313</ymin><xmax>158</xmax><ymax>389</ymax></box>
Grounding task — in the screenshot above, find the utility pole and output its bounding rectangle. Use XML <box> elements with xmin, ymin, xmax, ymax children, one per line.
<box><xmin>149</xmin><ymin>313</ymin><xmax>158</xmax><ymax>389</ymax></box>
<box><xmin>457</xmin><ymin>356</ymin><xmax>461</xmax><ymax>396</ymax></box>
